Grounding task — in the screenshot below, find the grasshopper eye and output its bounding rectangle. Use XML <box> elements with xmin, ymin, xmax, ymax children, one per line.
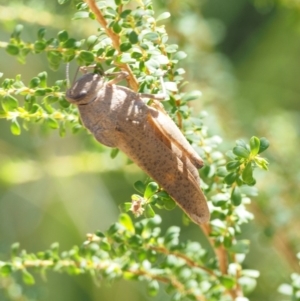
<box><xmin>65</xmin><ymin>88</ymin><xmax>88</xmax><ymax>103</ymax></box>
<box><xmin>72</xmin><ymin>90</ymin><xmax>87</xmax><ymax>100</ymax></box>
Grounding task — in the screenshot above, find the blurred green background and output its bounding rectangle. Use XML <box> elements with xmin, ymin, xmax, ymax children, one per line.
<box><xmin>1</xmin><ymin>0</ymin><xmax>300</xmax><ymax>300</ymax></box>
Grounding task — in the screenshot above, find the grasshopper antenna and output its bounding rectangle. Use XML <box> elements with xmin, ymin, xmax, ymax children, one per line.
<box><xmin>66</xmin><ymin>63</ymin><xmax>82</xmax><ymax>88</ymax></box>
<box><xmin>66</xmin><ymin>63</ymin><xmax>71</xmax><ymax>88</ymax></box>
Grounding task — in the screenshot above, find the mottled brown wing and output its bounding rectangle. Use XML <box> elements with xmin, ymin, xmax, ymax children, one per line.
<box><xmin>115</xmin><ymin>108</ymin><xmax>210</xmax><ymax>225</ymax></box>
<box><xmin>150</xmin><ymin>101</ymin><xmax>204</xmax><ymax>169</ymax></box>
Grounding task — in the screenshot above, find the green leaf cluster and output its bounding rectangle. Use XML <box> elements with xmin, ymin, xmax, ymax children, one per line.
<box><xmin>225</xmin><ymin>137</ymin><xmax>269</xmax><ymax>186</ymax></box>
<box><xmin>0</xmin><ymin>214</ymin><xmax>260</xmax><ymax>300</ymax></box>
<box><xmin>0</xmin><ymin>72</ymin><xmax>80</xmax><ymax>135</ymax></box>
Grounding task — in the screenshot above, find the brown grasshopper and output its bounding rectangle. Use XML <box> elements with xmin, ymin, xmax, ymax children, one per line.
<box><xmin>65</xmin><ymin>71</ymin><xmax>210</xmax><ymax>224</ymax></box>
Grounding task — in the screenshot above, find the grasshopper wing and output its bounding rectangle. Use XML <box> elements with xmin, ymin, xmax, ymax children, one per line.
<box><xmin>150</xmin><ymin>101</ymin><xmax>204</xmax><ymax>169</ymax></box>
<box><xmin>115</xmin><ymin>104</ymin><xmax>210</xmax><ymax>225</ymax></box>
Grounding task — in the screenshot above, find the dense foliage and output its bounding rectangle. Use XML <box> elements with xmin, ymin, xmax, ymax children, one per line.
<box><xmin>1</xmin><ymin>0</ymin><xmax>298</xmax><ymax>301</ymax></box>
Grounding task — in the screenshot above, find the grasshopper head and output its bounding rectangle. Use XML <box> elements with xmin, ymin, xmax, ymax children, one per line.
<box><xmin>65</xmin><ymin>73</ymin><xmax>105</xmax><ymax>105</ymax></box>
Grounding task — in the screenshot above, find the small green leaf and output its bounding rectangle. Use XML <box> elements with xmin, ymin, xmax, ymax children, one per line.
<box><xmin>224</xmin><ymin>234</ymin><xmax>232</xmax><ymax>248</ymax></box>
<box><xmin>38</xmin><ymin>72</ymin><xmax>47</xmax><ymax>87</ymax></box>
<box><xmin>258</xmin><ymin>137</ymin><xmax>269</xmax><ymax>153</ymax></box>
<box><xmin>173</xmin><ymin>51</ymin><xmax>187</xmax><ymax>61</ymax></box>
<box><xmin>144</xmin><ymin>182</ymin><xmax>159</xmax><ymax>199</ymax></box>
<box><xmin>120</xmin><ymin>42</ymin><xmax>132</xmax><ymax>52</ymax></box>
<box><xmin>224</xmin><ymin>172</ymin><xmax>237</xmax><ymax>185</ymax></box>
<box><xmin>233</xmin><ymin>146</ymin><xmax>250</xmax><ymax>158</ymax></box>
<box><xmin>11</xmin><ymin>120</ymin><xmax>21</xmax><ymax>135</ymax></box>
<box><xmin>78</xmin><ymin>51</ymin><xmax>94</xmax><ymax>64</ymax></box>
<box><xmin>59</xmin><ymin>98</ymin><xmax>71</xmax><ymax>109</ymax></box>
<box><xmin>44</xmin><ymin>95</ymin><xmax>58</xmax><ymax>104</ymax></box>
<box><xmin>99</xmin><ymin>239</ymin><xmax>111</xmax><ymax>251</ymax></box>
<box><xmin>120</xmin><ymin>9</ymin><xmax>131</xmax><ymax>18</ymax></box>
<box><xmin>119</xmin><ymin>213</ymin><xmax>135</xmax><ymax>233</ymax></box>
<box><xmin>164</xmin><ymin>81</ymin><xmax>178</xmax><ymax>92</ymax></box>
<box><xmin>89</xmin><ymin>12</ymin><xmax>96</xmax><ymax>20</ymax></box>
<box><xmin>238</xmin><ymin>276</ymin><xmax>257</xmax><ymax>294</ymax></box>
<box><xmin>95</xmin><ymin>230</ymin><xmax>105</xmax><ymax>238</ymax></box>
<box><xmin>34</xmin><ymin>41</ymin><xmax>46</xmax><ymax>52</ymax></box>
<box><xmin>128</xmin><ymin>30</ymin><xmax>138</xmax><ymax>44</ymax></box>
<box><xmin>236</xmin><ymin>139</ymin><xmax>248</xmax><ymax>148</ymax></box>
<box><xmin>144</xmin><ymin>204</ymin><xmax>155</xmax><ymax>218</ymax></box>
<box><xmin>156</xmin><ymin>12</ymin><xmax>171</xmax><ymax>22</ymax></box>
<box><xmin>181</xmin><ymin>90</ymin><xmax>202</xmax><ymax>102</ymax></box>
<box><xmin>29</xmin><ymin>104</ymin><xmax>40</xmax><ymax>114</ymax></box>
<box><xmin>165</xmin><ymin>44</ymin><xmax>178</xmax><ymax>53</ymax></box>
<box><xmin>120</xmin><ymin>53</ymin><xmax>135</xmax><ymax>63</ymax></box>
<box><xmin>58</xmin><ymin>30</ymin><xmax>69</xmax><ymax>42</ymax></box>
<box><xmin>250</xmin><ymin>136</ymin><xmax>260</xmax><ymax>156</ymax></box>
<box><xmin>147</xmin><ymin>215</ymin><xmax>162</xmax><ymax>227</ymax></box>
<box><xmin>29</xmin><ymin>77</ymin><xmax>41</xmax><ymax>88</ymax></box>
<box><xmin>2</xmin><ymin>95</ymin><xmax>18</xmax><ymax>111</ymax></box>
<box><xmin>164</xmin><ymin>226</ymin><xmax>180</xmax><ymax>245</ymax></box>
<box><xmin>145</xmin><ymin>58</ymin><xmax>160</xmax><ymax>70</ymax></box>
<box><xmin>97</xmin><ymin>48</ymin><xmax>105</xmax><ymax>56</ymax></box>
<box><xmin>242</xmin><ymin>269</ymin><xmax>260</xmax><ymax>278</ymax></box>
<box><xmin>73</xmin><ymin>11</ymin><xmax>89</xmax><ymax>20</ymax></box>
<box><xmin>34</xmin><ymin>89</ymin><xmax>46</xmax><ymax>96</ymax></box>
<box><xmin>242</xmin><ymin>162</ymin><xmax>254</xmax><ymax>184</ymax></box>
<box><xmin>142</xmin><ymin>32</ymin><xmax>159</xmax><ymax>42</ymax></box>
<box><xmin>110</xmin><ymin>148</ymin><xmax>119</xmax><ymax>159</ymax></box>
<box><xmin>17</xmin><ymin>54</ymin><xmax>27</xmax><ymax>65</ymax></box>
<box><xmin>128</xmin><ymin>234</ymin><xmax>143</xmax><ymax>248</ymax></box>
<box><xmin>63</xmin><ymin>38</ymin><xmax>79</xmax><ymax>49</ymax></box>
<box><xmin>46</xmin><ymin>117</ymin><xmax>59</xmax><ymax>129</ymax></box>
<box><xmin>219</xmin><ymin>275</ymin><xmax>235</xmax><ymax>289</ymax></box>
<box><xmin>226</xmin><ymin>160</ymin><xmax>241</xmax><ymax>171</ymax></box>
<box><xmin>22</xmin><ymin>270</ymin><xmax>35</xmax><ymax>285</ymax></box>
<box><xmin>37</xmin><ymin>28</ymin><xmax>46</xmax><ymax>40</ymax></box>
<box><xmin>11</xmin><ymin>242</ymin><xmax>20</xmax><ymax>257</ymax></box>
<box><xmin>131</xmin><ymin>50</ymin><xmax>143</xmax><ymax>59</ymax></box>
<box><xmin>44</xmin><ymin>103</ymin><xmax>54</xmax><ymax>114</ymax></box>
<box><xmin>86</xmin><ymin>35</ymin><xmax>98</xmax><ymax>48</ymax></box>
<box><xmin>216</xmin><ymin>166</ymin><xmax>227</xmax><ymax>177</ymax></box>
<box><xmin>134</xmin><ymin>181</ymin><xmax>145</xmax><ymax>194</ymax></box>
<box><xmin>72</xmin><ymin>124</ymin><xmax>82</xmax><ymax>133</ymax></box>
<box><xmin>163</xmin><ymin>197</ymin><xmax>176</xmax><ymax>210</ymax></box>
<box><xmin>112</xmin><ymin>21</ymin><xmax>122</xmax><ymax>33</ymax></box>
<box><xmin>50</xmin><ymin>242</ymin><xmax>59</xmax><ymax>253</ymax></box>
<box><xmin>231</xmin><ymin>186</ymin><xmax>242</xmax><ymax>206</ymax></box>
<box><xmin>106</xmin><ymin>49</ymin><xmax>116</xmax><ymax>57</ymax></box>
<box><xmin>47</xmin><ymin>51</ymin><xmax>62</xmax><ymax>65</ymax></box>
<box><xmin>107</xmin><ymin>223</ymin><xmax>124</xmax><ymax>239</ymax></box>
<box><xmin>0</xmin><ymin>264</ymin><xmax>13</xmax><ymax>277</ymax></box>
<box><xmin>12</xmin><ymin>24</ymin><xmax>23</xmax><ymax>39</ymax></box>
<box><xmin>174</xmin><ymin>68</ymin><xmax>185</xmax><ymax>75</ymax></box>
<box><xmin>212</xmin><ymin>193</ymin><xmax>229</xmax><ymax>207</ymax></box>
<box><xmin>6</xmin><ymin>44</ymin><xmax>19</xmax><ymax>56</ymax></box>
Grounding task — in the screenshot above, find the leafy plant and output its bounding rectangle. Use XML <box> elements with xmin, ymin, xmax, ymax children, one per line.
<box><xmin>0</xmin><ymin>0</ymin><xmax>273</xmax><ymax>300</ymax></box>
